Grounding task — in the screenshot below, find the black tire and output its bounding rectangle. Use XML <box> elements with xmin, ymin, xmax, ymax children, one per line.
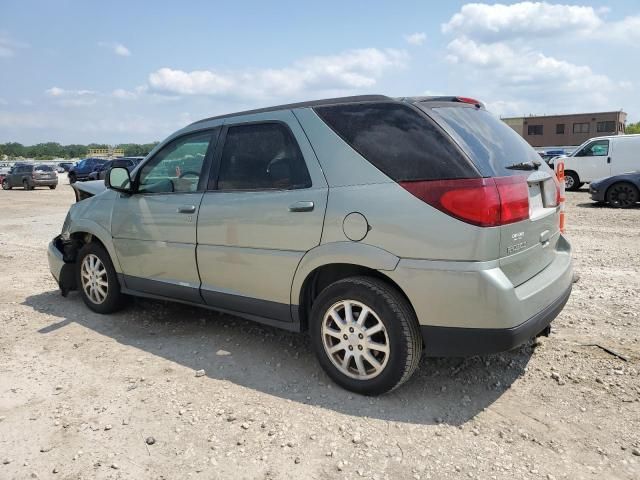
<box><xmin>68</xmin><ymin>173</ymin><xmax>76</xmax><ymax>184</ymax></box>
<box><xmin>76</xmin><ymin>242</ymin><xmax>127</xmax><ymax>314</ymax></box>
<box><xmin>606</xmin><ymin>182</ymin><xmax>639</xmax><ymax>209</ymax></box>
<box><xmin>49</xmin><ymin>185</ymin><xmax>57</xmax><ymax>190</ymax></box>
<box><xmin>1</xmin><ymin>179</ymin><xmax>11</xmax><ymax>190</ymax></box>
<box><xmin>310</xmin><ymin>276</ymin><xmax>423</xmax><ymax>395</ymax></box>
<box><xmin>564</xmin><ymin>171</ymin><xmax>581</xmax><ymax>191</ymax></box>
<box><xmin>23</xmin><ymin>179</ymin><xmax>33</xmax><ymax>190</ymax></box>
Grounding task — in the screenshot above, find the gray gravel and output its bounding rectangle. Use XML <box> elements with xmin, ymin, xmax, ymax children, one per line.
<box><xmin>0</xmin><ymin>178</ymin><xmax>639</xmax><ymax>479</ymax></box>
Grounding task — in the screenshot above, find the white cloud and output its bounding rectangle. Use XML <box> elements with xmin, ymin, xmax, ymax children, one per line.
<box><xmin>111</xmin><ymin>88</ymin><xmax>138</xmax><ymax>100</ymax></box>
<box><xmin>98</xmin><ymin>41</ymin><xmax>131</xmax><ymax>57</ymax></box>
<box><xmin>0</xmin><ymin>32</ymin><xmax>28</xmax><ymax>58</ymax></box>
<box><xmin>0</xmin><ymin>98</ymin><xmax>7</xmax><ymax>105</ymax></box>
<box><xmin>148</xmin><ymin>48</ymin><xmax>408</xmax><ymax>99</ymax></box>
<box><xmin>441</xmin><ymin>3</ymin><xmax>634</xmax><ymax>117</ymax></box>
<box><xmin>442</xmin><ymin>2</ymin><xmax>602</xmax><ymax>41</ymax></box>
<box><xmin>45</xmin><ymin>87</ymin><xmax>99</xmax><ymax>106</ymax></box>
<box><xmin>404</xmin><ymin>32</ymin><xmax>427</xmax><ymax>46</ymax></box>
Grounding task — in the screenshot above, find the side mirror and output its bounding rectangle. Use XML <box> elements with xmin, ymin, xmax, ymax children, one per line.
<box><xmin>105</xmin><ymin>167</ymin><xmax>133</xmax><ymax>193</ymax></box>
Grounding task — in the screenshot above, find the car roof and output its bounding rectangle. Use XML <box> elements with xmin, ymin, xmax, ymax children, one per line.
<box><xmin>588</xmin><ymin>134</ymin><xmax>640</xmax><ymax>141</ymax></box>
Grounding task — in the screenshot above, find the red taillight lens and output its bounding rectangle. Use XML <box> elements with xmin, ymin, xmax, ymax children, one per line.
<box><xmin>400</xmin><ymin>176</ymin><xmax>529</xmax><ymax>227</ymax></box>
<box><xmin>456</xmin><ymin>96</ymin><xmax>482</xmax><ymax>106</ymax></box>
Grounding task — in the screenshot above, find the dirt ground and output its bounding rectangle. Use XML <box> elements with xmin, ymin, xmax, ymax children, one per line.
<box><xmin>1</xmin><ymin>175</ymin><xmax>639</xmax><ymax>480</ymax></box>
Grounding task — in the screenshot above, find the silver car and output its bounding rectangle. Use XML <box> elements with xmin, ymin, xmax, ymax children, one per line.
<box><xmin>48</xmin><ymin>95</ymin><xmax>573</xmax><ymax>395</ymax></box>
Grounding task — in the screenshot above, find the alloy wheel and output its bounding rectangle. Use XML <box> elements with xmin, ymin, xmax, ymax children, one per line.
<box><xmin>564</xmin><ymin>175</ymin><xmax>575</xmax><ymax>190</ymax></box>
<box><xmin>609</xmin><ymin>184</ymin><xmax>639</xmax><ymax>208</ymax></box>
<box><xmin>321</xmin><ymin>300</ymin><xmax>390</xmax><ymax>380</ymax></box>
<box><xmin>80</xmin><ymin>253</ymin><xmax>109</xmax><ymax>304</ymax></box>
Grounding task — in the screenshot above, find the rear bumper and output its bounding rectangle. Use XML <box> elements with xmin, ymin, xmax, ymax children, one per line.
<box><xmin>386</xmin><ymin>234</ymin><xmax>573</xmax><ymax>355</ymax></box>
<box><xmin>33</xmin><ymin>179</ymin><xmax>58</xmax><ymax>186</ymax></box>
<box><xmin>420</xmin><ymin>284</ymin><xmax>571</xmax><ymax>356</ymax></box>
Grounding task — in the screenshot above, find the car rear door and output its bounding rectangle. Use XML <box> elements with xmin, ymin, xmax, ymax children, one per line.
<box><xmin>110</xmin><ymin>129</ymin><xmax>218</xmax><ymax>303</ymax></box>
<box><xmin>196</xmin><ymin>111</ymin><xmax>328</xmax><ymax>323</ymax></box>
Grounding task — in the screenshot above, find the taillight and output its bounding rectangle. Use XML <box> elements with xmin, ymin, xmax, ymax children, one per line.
<box><xmin>400</xmin><ymin>176</ymin><xmax>529</xmax><ymax>227</ymax></box>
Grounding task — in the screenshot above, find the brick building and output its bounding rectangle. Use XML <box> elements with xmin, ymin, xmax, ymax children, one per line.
<box><xmin>502</xmin><ymin>111</ymin><xmax>627</xmax><ymax>147</ymax></box>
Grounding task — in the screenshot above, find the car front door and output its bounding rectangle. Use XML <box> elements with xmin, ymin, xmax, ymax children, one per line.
<box><xmin>111</xmin><ymin>129</ymin><xmax>218</xmax><ymax>303</ymax></box>
<box><xmin>573</xmin><ymin>139</ymin><xmax>610</xmax><ymax>181</ymax></box>
<box><xmin>196</xmin><ymin>112</ymin><xmax>328</xmax><ymax>323</ymax></box>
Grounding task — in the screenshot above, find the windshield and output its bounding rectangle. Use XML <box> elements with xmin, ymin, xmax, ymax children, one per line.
<box><xmin>422</xmin><ymin>104</ymin><xmax>546</xmax><ymax>177</ymax></box>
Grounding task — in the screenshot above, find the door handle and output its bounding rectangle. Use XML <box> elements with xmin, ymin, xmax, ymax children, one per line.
<box><xmin>177</xmin><ymin>205</ymin><xmax>196</xmax><ymax>214</ymax></box>
<box><xmin>607</xmin><ymin>157</ymin><xmax>611</xmax><ymax>164</ymax></box>
<box><xmin>289</xmin><ymin>201</ymin><xmax>314</xmax><ymax>212</ymax></box>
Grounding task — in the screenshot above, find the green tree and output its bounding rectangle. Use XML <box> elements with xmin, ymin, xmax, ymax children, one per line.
<box><xmin>626</xmin><ymin>122</ymin><xmax>640</xmax><ymax>134</ymax></box>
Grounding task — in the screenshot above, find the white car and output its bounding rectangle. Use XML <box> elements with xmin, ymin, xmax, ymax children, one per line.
<box><xmin>552</xmin><ymin>134</ymin><xmax>640</xmax><ymax>190</ymax></box>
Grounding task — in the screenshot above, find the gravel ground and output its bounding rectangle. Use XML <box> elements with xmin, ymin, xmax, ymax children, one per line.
<box><xmin>0</xmin><ymin>177</ymin><xmax>639</xmax><ymax>480</ymax></box>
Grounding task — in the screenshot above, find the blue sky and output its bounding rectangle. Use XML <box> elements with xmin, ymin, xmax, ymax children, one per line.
<box><xmin>1</xmin><ymin>0</ymin><xmax>639</xmax><ymax>144</ymax></box>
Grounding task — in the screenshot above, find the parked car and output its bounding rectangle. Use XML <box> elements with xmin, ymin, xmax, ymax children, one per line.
<box><xmin>58</xmin><ymin>162</ymin><xmax>75</xmax><ymax>172</ymax></box>
<box><xmin>2</xmin><ymin>164</ymin><xmax>58</xmax><ymax>190</ymax></box>
<box><xmin>550</xmin><ymin>134</ymin><xmax>640</xmax><ymax>191</ymax></box>
<box><xmin>87</xmin><ymin>157</ymin><xmax>144</xmax><ymax>181</ymax></box>
<box><xmin>68</xmin><ymin>158</ymin><xmax>108</xmax><ymax>183</ymax></box>
<box><xmin>48</xmin><ymin>95</ymin><xmax>573</xmax><ymax>394</ymax></box>
<box><xmin>589</xmin><ymin>171</ymin><xmax>640</xmax><ymax>208</ymax></box>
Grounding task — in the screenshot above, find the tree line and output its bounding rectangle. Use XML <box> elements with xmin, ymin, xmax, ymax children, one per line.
<box><xmin>0</xmin><ymin>142</ymin><xmax>160</xmax><ymax>160</ymax></box>
<box><xmin>626</xmin><ymin>122</ymin><xmax>640</xmax><ymax>134</ymax></box>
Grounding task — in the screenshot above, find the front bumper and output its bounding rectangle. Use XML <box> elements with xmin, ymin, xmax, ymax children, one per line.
<box><xmin>47</xmin><ymin>237</ymin><xmax>76</xmax><ymax>294</ymax></box>
<box><xmin>589</xmin><ymin>184</ymin><xmax>605</xmax><ymax>202</ymax></box>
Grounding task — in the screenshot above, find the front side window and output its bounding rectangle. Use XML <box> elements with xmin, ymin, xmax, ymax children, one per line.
<box><xmin>138</xmin><ymin>131</ymin><xmax>213</xmax><ymax>194</ymax></box>
<box><xmin>217</xmin><ymin>123</ymin><xmax>311</xmax><ymax>191</ymax></box>
<box><xmin>576</xmin><ymin>140</ymin><xmax>609</xmax><ymax>157</ymax></box>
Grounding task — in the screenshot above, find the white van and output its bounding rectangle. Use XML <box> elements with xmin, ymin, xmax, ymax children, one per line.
<box><xmin>552</xmin><ymin>134</ymin><xmax>640</xmax><ymax>190</ymax></box>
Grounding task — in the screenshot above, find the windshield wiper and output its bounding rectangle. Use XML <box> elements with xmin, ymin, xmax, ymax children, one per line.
<box><xmin>505</xmin><ymin>160</ymin><xmax>541</xmax><ymax>171</ymax></box>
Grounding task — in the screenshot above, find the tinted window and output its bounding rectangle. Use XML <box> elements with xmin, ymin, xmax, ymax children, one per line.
<box><xmin>35</xmin><ymin>165</ymin><xmax>53</xmax><ymax>171</ymax></box>
<box><xmin>139</xmin><ymin>131</ymin><xmax>213</xmax><ymax>193</ymax></box>
<box><xmin>597</xmin><ymin>121</ymin><xmax>615</xmax><ymax>133</ymax></box>
<box><xmin>573</xmin><ymin>122</ymin><xmax>589</xmax><ymax>134</ymax></box>
<box><xmin>314</xmin><ymin>103</ymin><xmax>474</xmax><ymax>181</ymax></box>
<box><xmin>556</xmin><ymin>124</ymin><xmax>565</xmax><ymax>134</ymax></box>
<box><xmin>217</xmin><ymin>123</ymin><xmax>311</xmax><ymax>190</ymax></box>
<box><xmin>425</xmin><ymin>105</ymin><xmax>542</xmax><ymax>177</ymax></box>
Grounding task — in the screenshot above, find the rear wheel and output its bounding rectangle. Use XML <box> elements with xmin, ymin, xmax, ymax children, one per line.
<box><xmin>49</xmin><ymin>185</ymin><xmax>57</xmax><ymax>190</ymax></box>
<box><xmin>606</xmin><ymin>182</ymin><xmax>639</xmax><ymax>209</ymax></box>
<box><xmin>564</xmin><ymin>171</ymin><xmax>581</xmax><ymax>191</ymax></box>
<box><xmin>1</xmin><ymin>179</ymin><xmax>10</xmax><ymax>190</ymax></box>
<box><xmin>310</xmin><ymin>276</ymin><xmax>422</xmax><ymax>395</ymax></box>
<box><xmin>76</xmin><ymin>242</ymin><xmax>126</xmax><ymax>314</ymax></box>
<box><xmin>23</xmin><ymin>179</ymin><xmax>33</xmax><ymax>190</ymax></box>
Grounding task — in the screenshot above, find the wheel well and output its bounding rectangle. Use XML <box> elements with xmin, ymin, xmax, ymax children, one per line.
<box><xmin>297</xmin><ymin>263</ymin><xmax>413</xmax><ymax>332</ymax></box>
<box><xmin>66</xmin><ymin>232</ymin><xmax>107</xmax><ymax>262</ymax></box>
<box><xmin>565</xmin><ymin>170</ymin><xmax>579</xmax><ymax>180</ymax></box>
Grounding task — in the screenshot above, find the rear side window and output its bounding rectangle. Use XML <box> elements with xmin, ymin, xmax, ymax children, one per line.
<box><xmin>425</xmin><ymin>105</ymin><xmax>544</xmax><ymax>177</ymax></box>
<box><xmin>217</xmin><ymin>123</ymin><xmax>311</xmax><ymax>191</ymax></box>
<box><xmin>314</xmin><ymin>102</ymin><xmax>475</xmax><ymax>181</ymax></box>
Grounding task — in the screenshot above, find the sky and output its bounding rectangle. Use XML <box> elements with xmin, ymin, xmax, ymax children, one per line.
<box><xmin>1</xmin><ymin>0</ymin><xmax>639</xmax><ymax>145</ymax></box>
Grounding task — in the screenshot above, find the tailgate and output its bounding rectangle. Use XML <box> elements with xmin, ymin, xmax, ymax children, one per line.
<box><xmin>499</xmin><ymin>170</ymin><xmax>560</xmax><ymax>287</ymax></box>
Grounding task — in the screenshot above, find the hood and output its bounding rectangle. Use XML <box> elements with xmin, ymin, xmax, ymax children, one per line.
<box><xmin>72</xmin><ymin>180</ymin><xmax>107</xmax><ymax>201</ymax></box>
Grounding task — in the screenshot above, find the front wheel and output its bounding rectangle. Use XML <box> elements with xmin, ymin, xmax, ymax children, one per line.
<box><xmin>76</xmin><ymin>242</ymin><xmax>127</xmax><ymax>314</ymax></box>
<box><xmin>1</xmin><ymin>179</ymin><xmax>11</xmax><ymax>190</ymax></box>
<box><xmin>68</xmin><ymin>173</ymin><xmax>76</xmax><ymax>184</ymax></box>
<box><xmin>23</xmin><ymin>179</ymin><xmax>33</xmax><ymax>190</ymax></box>
<box><xmin>606</xmin><ymin>182</ymin><xmax>639</xmax><ymax>209</ymax></box>
<box><xmin>564</xmin><ymin>171</ymin><xmax>581</xmax><ymax>191</ymax></box>
<box><xmin>310</xmin><ymin>276</ymin><xmax>423</xmax><ymax>395</ymax></box>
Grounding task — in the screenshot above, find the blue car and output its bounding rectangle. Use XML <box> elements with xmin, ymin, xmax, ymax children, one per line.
<box><xmin>589</xmin><ymin>172</ymin><xmax>640</xmax><ymax>208</ymax></box>
<box><xmin>68</xmin><ymin>158</ymin><xmax>108</xmax><ymax>184</ymax></box>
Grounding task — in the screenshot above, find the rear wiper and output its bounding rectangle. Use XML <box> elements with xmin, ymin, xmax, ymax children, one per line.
<box><xmin>505</xmin><ymin>160</ymin><xmax>541</xmax><ymax>171</ymax></box>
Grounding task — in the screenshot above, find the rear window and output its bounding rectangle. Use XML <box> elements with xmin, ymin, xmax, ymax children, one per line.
<box><xmin>314</xmin><ymin>102</ymin><xmax>476</xmax><ymax>181</ymax></box>
<box><xmin>423</xmin><ymin>105</ymin><xmax>542</xmax><ymax>177</ymax></box>
<box><xmin>35</xmin><ymin>165</ymin><xmax>53</xmax><ymax>171</ymax></box>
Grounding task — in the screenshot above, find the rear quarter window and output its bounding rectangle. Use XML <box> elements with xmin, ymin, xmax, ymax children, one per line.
<box><xmin>313</xmin><ymin>102</ymin><xmax>477</xmax><ymax>182</ymax></box>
